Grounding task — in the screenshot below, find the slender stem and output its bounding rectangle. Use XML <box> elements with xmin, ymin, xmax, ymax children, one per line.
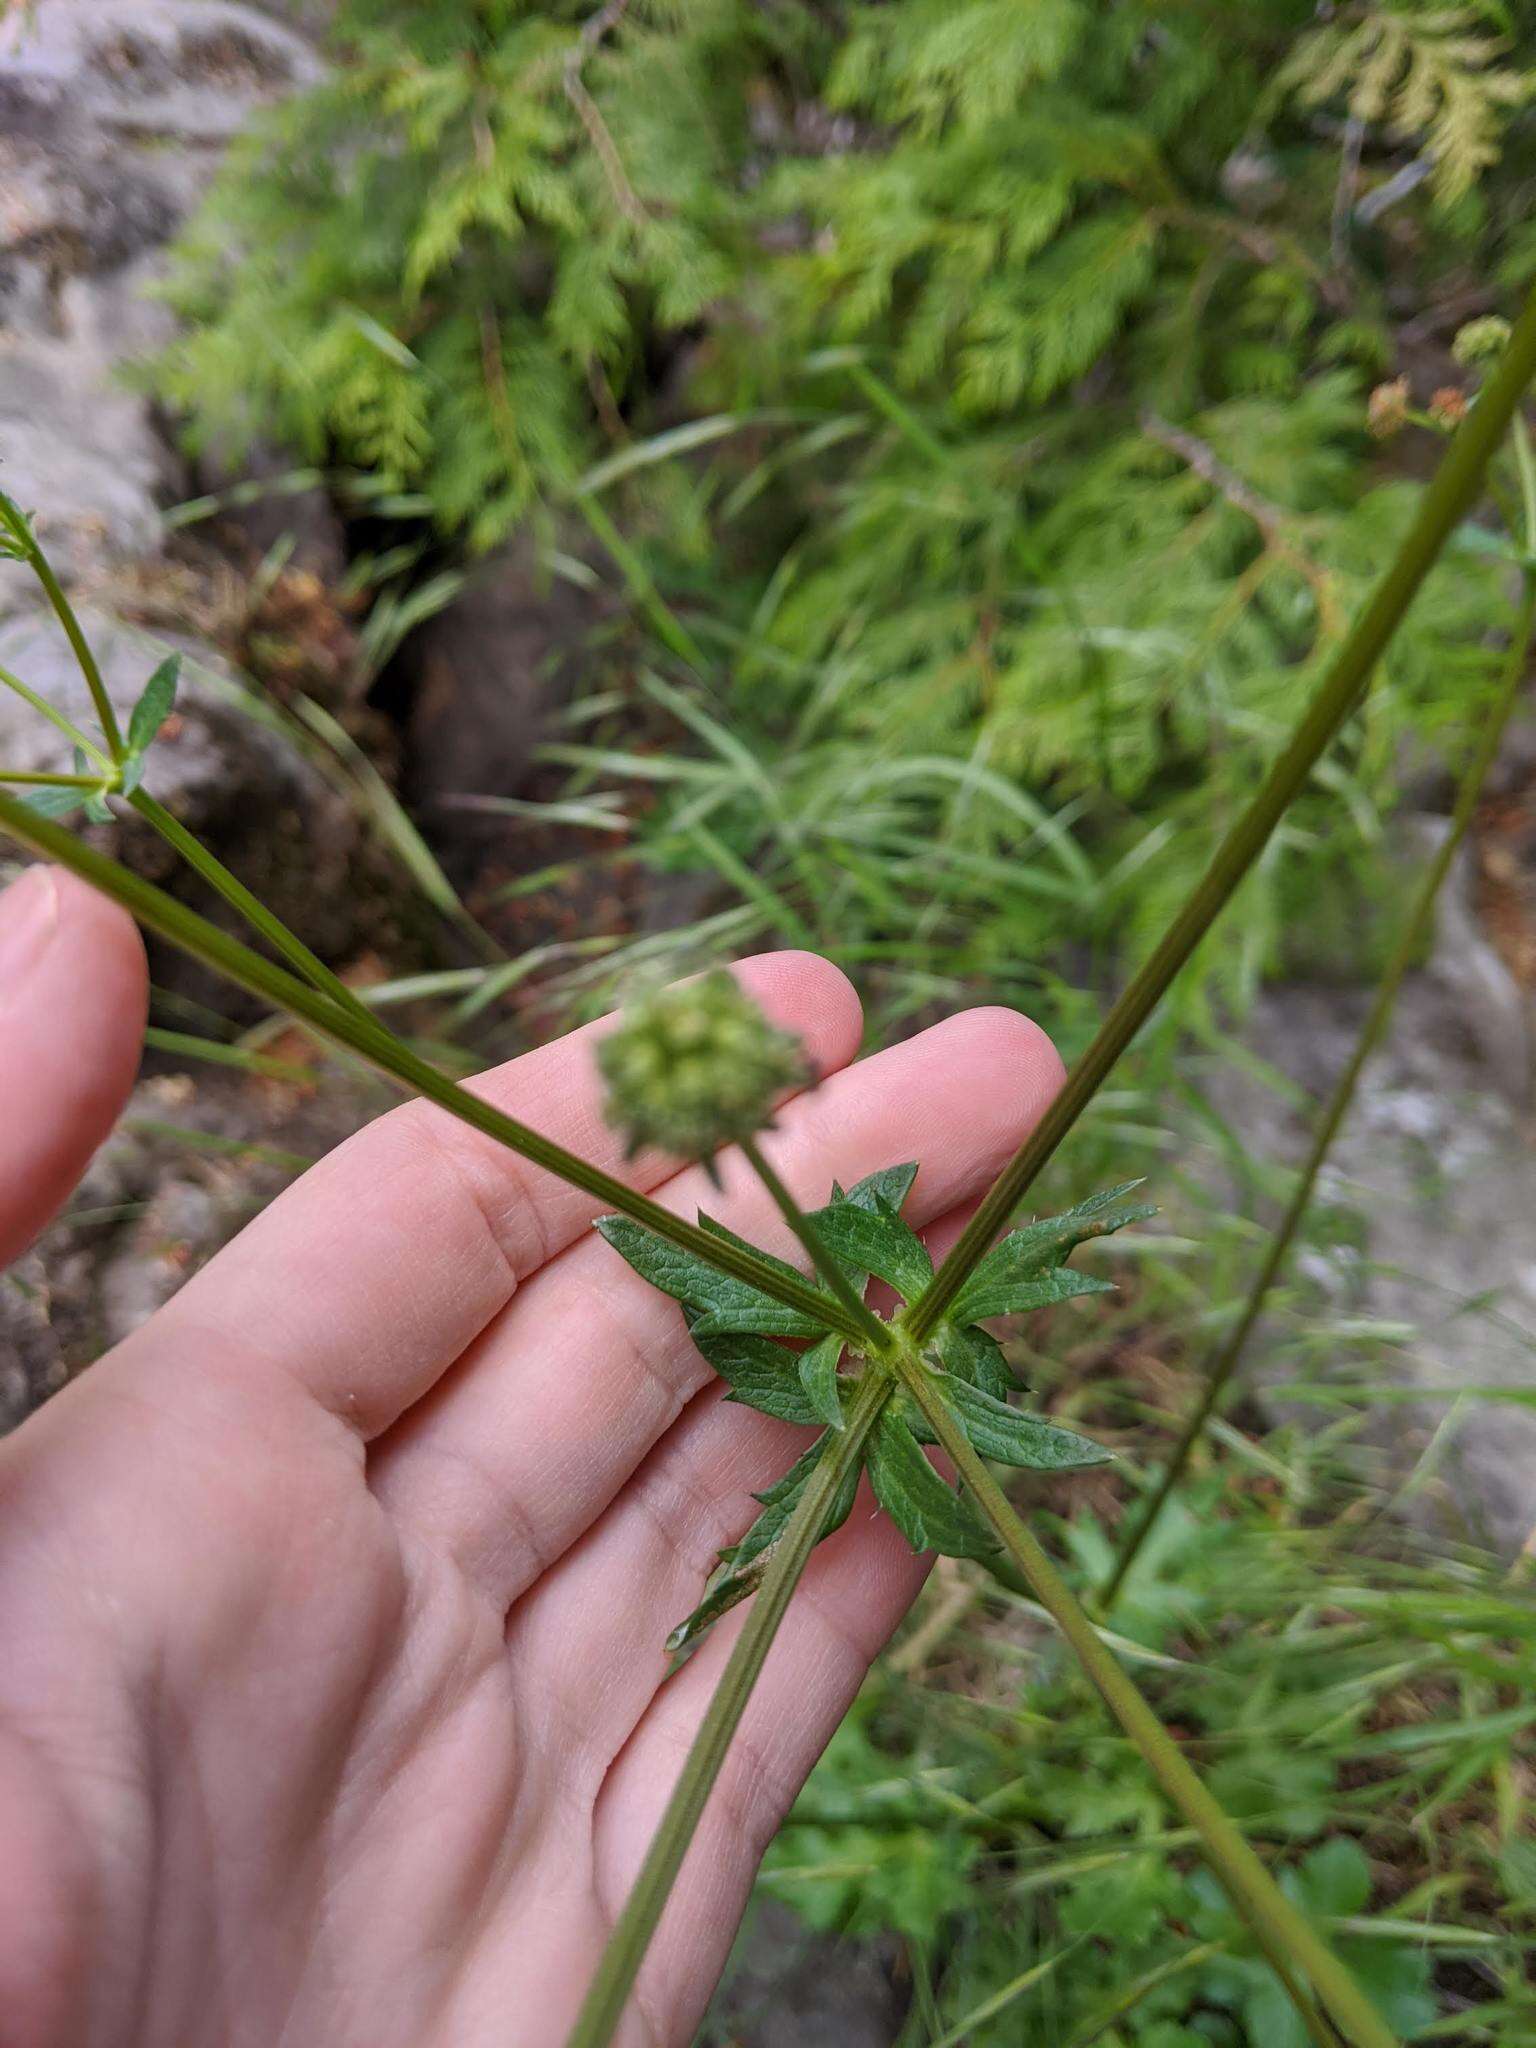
<box><xmin>0</xmin><ymin>790</ymin><xmax>871</xmax><ymax>1344</ymax></box>
<box><xmin>565</xmin><ymin>1370</ymin><xmax>891</xmax><ymax>2048</ymax></box>
<box><xmin>739</xmin><ymin>1133</ymin><xmax>890</xmax><ymax>1352</ymax></box>
<box><xmin>0</xmin><ymin>490</ymin><xmax>126</xmax><ymax>762</ymax></box>
<box><xmin>906</xmin><ymin>286</ymin><xmax>1536</xmax><ymax>1343</ymax></box>
<box><xmin>0</xmin><ymin>663</ymin><xmax>114</xmax><ymax>771</ymax></box>
<box><xmin>1512</xmin><ymin>413</ymin><xmax>1536</xmax><ymax>553</ymax></box>
<box><xmin>0</xmin><ymin>770</ymin><xmax>104</xmax><ymax>789</ymax></box>
<box><xmin>889</xmin><ymin>1347</ymin><xmax>1395</xmax><ymax>2048</ymax></box>
<box><xmin>1102</xmin><ymin>573</ymin><xmax>1536</xmax><ymax>1610</ymax></box>
<box><xmin>126</xmin><ymin>789</ymin><xmax>378</xmax><ymax>1031</ymax></box>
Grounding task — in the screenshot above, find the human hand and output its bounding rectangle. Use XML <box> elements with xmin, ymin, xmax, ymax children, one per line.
<box><xmin>0</xmin><ymin>867</ymin><xmax>1062</xmax><ymax>2047</ymax></box>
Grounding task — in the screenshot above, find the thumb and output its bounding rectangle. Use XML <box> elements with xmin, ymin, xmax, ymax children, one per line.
<box><xmin>0</xmin><ymin>866</ymin><xmax>147</xmax><ymax>1268</ymax></box>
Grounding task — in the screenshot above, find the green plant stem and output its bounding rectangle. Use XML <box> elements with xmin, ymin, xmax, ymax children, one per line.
<box><xmin>1101</xmin><ymin>571</ymin><xmax>1536</xmax><ymax>1611</ymax></box>
<box><xmin>0</xmin><ymin>491</ymin><xmax>126</xmax><ymax>762</ymax></box>
<box><xmin>0</xmin><ymin>770</ymin><xmax>104</xmax><ymax>788</ymax></box>
<box><xmin>0</xmin><ymin>789</ymin><xmax>870</xmax><ymax>1344</ymax></box>
<box><xmin>0</xmin><ymin>663</ymin><xmax>114</xmax><ymax>771</ymax></box>
<box><xmin>125</xmin><ymin>788</ymin><xmax>378</xmax><ymax>1031</ymax></box>
<box><xmin>1513</xmin><ymin>414</ymin><xmax>1536</xmax><ymax>551</ymax></box>
<box><xmin>907</xmin><ymin>286</ymin><xmax>1536</xmax><ymax>1343</ymax></box>
<box><xmin>890</xmin><ymin>1345</ymin><xmax>1394</xmax><ymax>2048</ymax></box>
<box><xmin>739</xmin><ymin>1132</ymin><xmax>891</xmax><ymax>1353</ymax></box>
<box><xmin>565</xmin><ymin>1369</ymin><xmax>891</xmax><ymax>2048</ymax></box>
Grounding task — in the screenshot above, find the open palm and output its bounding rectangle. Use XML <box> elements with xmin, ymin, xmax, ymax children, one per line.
<box><xmin>0</xmin><ymin>868</ymin><xmax>1062</xmax><ymax>2047</ymax></box>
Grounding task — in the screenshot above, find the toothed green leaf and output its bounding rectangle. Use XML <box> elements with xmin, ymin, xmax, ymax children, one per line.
<box><xmin>753</xmin><ymin>1434</ymin><xmax>830</xmax><ymax>1509</ymax></box>
<box><xmin>595</xmin><ymin>1214</ymin><xmax>833</xmax><ymax>1339</ymax></box>
<box><xmin>698</xmin><ymin>1210</ymin><xmax>809</xmax><ymax>1291</ymax></box>
<box><xmin>952</xmin><ymin>1182</ymin><xmax>1153</xmax><ymax>1324</ymax></box>
<box><xmin>804</xmin><ymin>1195</ymin><xmax>934</xmax><ymax>1301</ymax></box>
<box><xmin>934</xmin><ymin>1319</ymin><xmax>1018</xmax><ymax>1401</ymax></box>
<box><xmin>668</xmin><ymin>1432</ymin><xmax>859</xmax><ymax>1653</ymax></box>
<box><xmin>689</xmin><ymin>1298</ymin><xmax>835</xmax><ymax>1341</ymax></box>
<box><xmin>953</xmin><ymin>1262</ymin><xmax>1117</xmax><ymax>1324</ymax></box>
<box><xmin>687</xmin><ymin>1316</ymin><xmax>824</xmax><ymax>1425</ymax></box>
<box><xmin>907</xmin><ymin>1369</ymin><xmax>1112</xmax><ymax>1471</ymax></box>
<box><xmin>798</xmin><ymin>1332</ymin><xmax>847</xmax><ymax>1430</ymax></box>
<box><xmin>831</xmin><ymin>1161</ymin><xmax>920</xmax><ymax>1216</ymax></box>
<box><xmin>867</xmin><ymin>1410</ymin><xmax>997</xmax><ymax>1559</ymax></box>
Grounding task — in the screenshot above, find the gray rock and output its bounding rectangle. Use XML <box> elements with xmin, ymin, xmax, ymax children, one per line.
<box><xmin>0</xmin><ymin>0</ymin><xmax>322</xmax><ymax>577</ymax></box>
<box><xmin>1199</xmin><ymin>830</ymin><xmax>1536</xmax><ymax>1556</ymax></box>
<box><xmin>0</xmin><ymin>1</ymin><xmax>319</xmax><ymax>146</ymax></box>
<box><xmin>703</xmin><ymin>1900</ymin><xmax>905</xmax><ymax>2048</ymax></box>
<box><xmin>403</xmin><ymin>536</ymin><xmax>612</xmax><ymax>831</ymax></box>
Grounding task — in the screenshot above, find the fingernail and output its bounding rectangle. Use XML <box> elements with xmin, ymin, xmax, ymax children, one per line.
<box><xmin>0</xmin><ymin>867</ymin><xmax>60</xmax><ymax>993</ymax></box>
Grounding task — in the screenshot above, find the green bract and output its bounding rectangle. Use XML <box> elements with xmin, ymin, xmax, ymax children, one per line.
<box><xmin>596</xmin><ymin>970</ymin><xmax>809</xmax><ymax>1162</ymax></box>
<box><xmin>597</xmin><ymin>1163</ymin><xmax>1149</xmax><ymax>1651</ymax></box>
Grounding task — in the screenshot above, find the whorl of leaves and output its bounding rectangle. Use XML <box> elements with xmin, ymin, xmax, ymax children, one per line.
<box><xmin>597</xmin><ymin>1163</ymin><xmax>1151</xmax><ymax>1650</ymax></box>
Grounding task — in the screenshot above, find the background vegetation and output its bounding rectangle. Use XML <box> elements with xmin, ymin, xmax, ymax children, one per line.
<box><xmin>50</xmin><ymin>0</ymin><xmax>1536</xmax><ymax>2039</ymax></box>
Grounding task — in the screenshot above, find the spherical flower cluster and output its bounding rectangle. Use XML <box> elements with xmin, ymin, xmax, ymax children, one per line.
<box><xmin>1366</xmin><ymin>377</ymin><xmax>1409</xmax><ymax>440</ymax></box>
<box><xmin>1452</xmin><ymin>316</ymin><xmax>1512</xmax><ymax>368</ymax></box>
<box><xmin>1428</xmin><ymin>385</ymin><xmax>1468</xmax><ymax>428</ymax></box>
<box><xmin>598</xmin><ymin>971</ymin><xmax>810</xmax><ymax>1161</ymax></box>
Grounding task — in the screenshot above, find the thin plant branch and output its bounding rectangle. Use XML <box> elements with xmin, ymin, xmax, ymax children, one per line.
<box><xmin>563</xmin><ymin>0</ymin><xmax>647</xmax><ymax>227</ymax></box>
<box><xmin>564</xmin><ymin>1369</ymin><xmax>891</xmax><ymax>2048</ymax></box>
<box><xmin>739</xmin><ymin>1132</ymin><xmax>890</xmax><ymax>1352</ymax></box>
<box><xmin>0</xmin><ymin>490</ymin><xmax>126</xmax><ymax>761</ymax></box>
<box><xmin>125</xmin><ymin>788</ymin><xmax>378</xmax><ymax>1032</ymax></box>
<box><xmin>906</xmin><ymin>284</ymin><xmax>1536</xmax><ymax>1344</ymax></box>
<box><xmin>1139</xmin><ymin>409</ymin><xmax>1345</xmax><ymax>641</ymax></box>
<box><xmin>0</xmin><ymin>791</ymin><xmax>874</xmax><ymax>1346</ymax></box>
<box><xmin>889</xmin><ymin>1344</ymin><xmax>1395</xmax><ymax>2048</ymax></box>
<box><xmin>1100</xmin><ymin>570</ymin><xmax>1536</xmax><ymax>1609</ymax></box>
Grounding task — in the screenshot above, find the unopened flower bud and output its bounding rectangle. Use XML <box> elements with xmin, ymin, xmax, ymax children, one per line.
<box><xmin>1452</xmin><ymin>316</ymin><xmax>1511</xmax><ymax>369</ymax></box>
<box><xmin>598</xmin><ymin>971</ymin><xmax>809</xmax><ymax>1160</ymax></box>
<box><xmin>1366</xmin><ymin>378</ymin><xmax>1409</xmax><ymax>439</ymax></box>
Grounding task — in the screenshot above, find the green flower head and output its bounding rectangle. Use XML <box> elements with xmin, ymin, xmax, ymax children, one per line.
<box><xmin>598</xmin><ymin>970</ymin><xmax>810</xmax><ymax>1162</ymax></box>
<box><xmin>1452</xmin><ymin>315</ymin><xmax>1512</xmax><ymax>369</ymax></box>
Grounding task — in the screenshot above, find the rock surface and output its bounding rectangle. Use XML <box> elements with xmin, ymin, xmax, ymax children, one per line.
<box><xmin>0</xmin><ymin>1</ymin><xmax>371</xmax><ymax>995</ymax></box>
<box><xmin>0</xmin><ymin>0</ymin><xmax>321</xmax><ymax>576</ymax></box>
<box><xmin>401</xmin><ymin>534</ymin><xmax>611</xmax><ymax>841</ymax></box>
<box><xmin>1202</xmin><ymin>821</ymin><xmax>1536</xmax><ymax>1557</ymax></box>
<box><xmin>702</xmin><ymin>1902</ymin><xmax>906</xmax><ymax>2048</ymax></box>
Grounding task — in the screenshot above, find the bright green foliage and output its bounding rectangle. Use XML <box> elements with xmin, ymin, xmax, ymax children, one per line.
<box><xmin>152</xmin><ymin>0</ymin><xmax>766</xmax><ymax>550</ymax></box>
<box><xmin>1279</xmin><ymin>3</ymin><xmax>1532</xmax><ymax>207</ymax></box>
<box><xmin>596</xmin><ymin>1162</ymin><xmax>1133</xmax><ymax>1650</ymax></box>
<box><xmin>153</xmin><ymin>2</ymin><xmax>1536</xmax><ymax>1031</ymax></box>
<box><xmin>752</xmin><ymin>1461</ymin><xmax>1533</xmax><ymax>2043</ymax></box>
